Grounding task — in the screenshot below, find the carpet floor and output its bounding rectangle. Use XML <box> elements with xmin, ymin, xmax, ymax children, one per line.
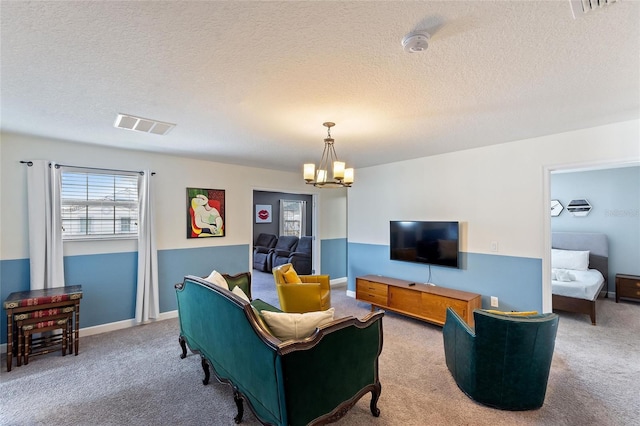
<box><xmin>1</xmin><ymin>271</ymin><xmax>638</xmax><ymax>425</ymax></box>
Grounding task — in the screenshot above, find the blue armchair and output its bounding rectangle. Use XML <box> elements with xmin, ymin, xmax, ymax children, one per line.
<box><xmin>268</xmin><ymin>236</ymin><xmax>299</xmax><ymax>271</ymax></box>
<box><xmin>288</xmin><ymin>235</ymin><xmax>312</xmax><ymax>275</ymax></box>
<box><xmin>253</xmin><ymin>233</ymin><xmax>277</xmax><ymax>272</ymax></box>
<box><xmin>443</xmin><ymin>308</ymin><xmax>559</xmax><ymax>410</ymax></box>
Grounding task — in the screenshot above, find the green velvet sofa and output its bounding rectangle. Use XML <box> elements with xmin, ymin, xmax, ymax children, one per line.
<box><xmin>175</xmin><ymin>274</ymin><xmax>384</xmax><ymax>425</ymax></box>
<box><xmin>443</xmin><ymin>307</ymin><xmax>559</xmax><ymax>411</ymax></box>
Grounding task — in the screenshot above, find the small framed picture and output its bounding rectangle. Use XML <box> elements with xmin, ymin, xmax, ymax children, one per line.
<box><xmin>567</xmin><ymin>199</ymin><xmax>592</xmax><ymax>217</ymax></box>
<box><xmin>187</xmin><ymin>188</ymin><xmax>225</xmax><ymax>238</ymax></box>
<box><xmin>256</xmin><ymin>204</ymin><xmax>272</xmax><ymax>223</ymax></box>
<box><xmin>550</xmin><ymin>199</ymin><xmax>564</xmax><ymax>217</ymax></box>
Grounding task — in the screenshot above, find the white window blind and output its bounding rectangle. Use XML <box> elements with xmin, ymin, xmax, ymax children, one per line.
<box><xmin>279</xmin><ymin>200</ymin><xmax>306</xmax><ymax>238</ymax></box>
<box><xmin>61</xmin><ymin>169</ymin><xmax>139</xmax><ymax>239</ymax></box>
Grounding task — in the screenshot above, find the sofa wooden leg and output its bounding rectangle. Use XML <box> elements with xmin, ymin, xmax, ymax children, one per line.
<box><xmin>201</xmin><ymin>357</ymin><xmax>210</xmax><ymax>385</ymax></box>
<box><xmin>179</xmin><ymin>336</ymin><xmax>187</xmax><ymax>359</ymax></box>
<box><xmin>370</xmin><ymin>382</ymin><xmax>381</xmax><ymax>417</ymax></box>
<box><xmin>233</xmin><ymin>390</ymin><xmax>244</xmax><ymax>424</ymax></box>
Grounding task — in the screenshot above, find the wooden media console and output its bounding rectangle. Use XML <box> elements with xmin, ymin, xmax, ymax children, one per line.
<box><xmin>356</xmin><ymin>275</ymin><xmax>482</xmax><ymax>327</ymax></box>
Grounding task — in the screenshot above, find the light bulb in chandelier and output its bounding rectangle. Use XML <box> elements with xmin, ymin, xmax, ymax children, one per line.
<box><xmin>303</xmin><ymin>122</ymin><xmax>354</xmax><ymax>188</ymax></box>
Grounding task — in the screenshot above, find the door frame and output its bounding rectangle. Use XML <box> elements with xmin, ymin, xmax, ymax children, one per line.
<box><xmin>251</xmin><ymin>187</ymin><xmax>319</xmax><ymax>274</ymax></box>
<box><xmin>542</xmin><ymin>157</ymin><xmax>639</xmax><ymax>312</ymax></box>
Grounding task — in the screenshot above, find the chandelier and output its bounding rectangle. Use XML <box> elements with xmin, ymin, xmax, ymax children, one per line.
<box><xmin>303</xmin><ymin>122</ymin><xmax>354</xmax><ymax>188</ymax></box>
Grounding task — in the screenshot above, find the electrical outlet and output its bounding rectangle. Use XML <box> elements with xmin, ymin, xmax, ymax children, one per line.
<box><xmin>491</xmin><ymin>296</ymin><xmax>499</xmax><ymax>307</ymax></box>
<box><xmin>490</xmin><ymin>241</ymin><xmax>498</xmax><ymax>252</ymax></box>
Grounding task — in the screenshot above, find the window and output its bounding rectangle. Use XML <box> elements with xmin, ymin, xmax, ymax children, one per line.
<box><xmin>61</xmin><ymin>169</ymin><xmax>138</xmax><ymax>239</ymax></box>
<box><xmin>279</xmin><ymin>200</ymin><xmax>306</xmax><ymax>238</ymax></box>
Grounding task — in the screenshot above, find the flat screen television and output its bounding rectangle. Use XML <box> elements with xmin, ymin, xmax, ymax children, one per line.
<box><xmin>390</xmin><ymin>221</ymin><xmax>460</xmax><ymax>268</ymax></box>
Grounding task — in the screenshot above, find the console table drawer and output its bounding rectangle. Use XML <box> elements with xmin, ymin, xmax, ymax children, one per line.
<box><xmin>356</xmin><ymin>279</ymin><xmax>388</xmax><ymax>306</ymax></box>
<box><xmin>357</xmin><ymin>280</ymin><xmax>387</xmax><ymax>297</ymax></box>
<box><xmin>357</xmin><ymin>291</ymin><xmax>388</xmax><ymax>306</ymax></box>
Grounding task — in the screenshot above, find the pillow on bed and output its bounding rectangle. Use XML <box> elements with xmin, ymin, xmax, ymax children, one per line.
<box><xmin>552</xmin><ymin>249</ymin><xmax>590</xmax><ymax>271</ymax></box>
<box><xmin>552</xmin><ymin>268</ymin><xmax>576</xmax><ymax>282</ymax></box>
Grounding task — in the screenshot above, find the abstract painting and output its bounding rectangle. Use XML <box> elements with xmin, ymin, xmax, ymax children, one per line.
<box><xmin>187</xmin><ymin>188</ymin><xmax>225</xmax><ymax>238</ymax></box>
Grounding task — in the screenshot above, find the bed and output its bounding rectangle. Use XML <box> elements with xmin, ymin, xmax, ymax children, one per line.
<box><xmin>551</xmin><ymin>232</ymin><xmax>608</xmax><ymax>325</ymax></box>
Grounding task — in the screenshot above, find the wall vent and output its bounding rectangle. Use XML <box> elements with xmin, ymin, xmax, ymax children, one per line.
<box><xmin>570</xmin><ymin>0</ymin><xmax>619</xmax><ymax>18</ymax></box>
<box><xmin>114</xmin><ymin>113</ymin><xmax>175</xmax><ymax>136</ymax></box>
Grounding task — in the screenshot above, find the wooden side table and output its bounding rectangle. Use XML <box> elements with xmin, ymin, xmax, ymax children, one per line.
<box><xmin>615</xmin><ymin>274</ymin><xmax>640</xmax><ymax>303</ymax></box>
<box><xmin>22</xmin><ymin>318</ymin><xmax>70</xmax><ymax>365</ymax></box>
<box><xmin>3</xmin><ymin>285</ymin><xmax>82</xmax><ymax>372</ymax></box>
<box><xmin>16</xmin><ymin>307</ymin><xmax>75</xmax><ymax>366</ymax></box>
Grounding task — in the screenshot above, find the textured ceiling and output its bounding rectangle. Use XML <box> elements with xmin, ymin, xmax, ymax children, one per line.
<box><xmin>1</xmin><ymin>1</ymin><xmax>639</xmax><ymax>172</ymax></box>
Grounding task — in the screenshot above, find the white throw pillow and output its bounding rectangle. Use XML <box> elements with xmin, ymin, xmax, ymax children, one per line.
<box><xmin>260</xmin><ymin>308</ymin><xmax>335</xmax><ymax>341</ymax></box>
<box><xmin>204</xmin><ymin>270</ymin><xmax>229</xmax><ymax>290</ymax></box>
<box><xmin>551</xmin><ymin>249</ymin><xmax>590</xmax><ymax>271</ymax></box>
<box><xmin>232</xmin><ymin>285</ymin><xmax>250</xmax><ymax>302</ymax></box>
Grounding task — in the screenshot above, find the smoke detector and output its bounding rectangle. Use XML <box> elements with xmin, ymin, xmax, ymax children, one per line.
<box><xmin>401</xmin><ymin>30</ymin><xmax>430</xmax><ymax>53</ymax></box>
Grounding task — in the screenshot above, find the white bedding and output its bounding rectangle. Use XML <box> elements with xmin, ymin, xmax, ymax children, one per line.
<box><xmin>552</xmin><ymin>268</ymin><xmax>605</xmax><ymax>301</ymax></box>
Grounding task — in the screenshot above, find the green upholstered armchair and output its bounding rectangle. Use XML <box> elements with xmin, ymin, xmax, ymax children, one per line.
<box><xmin>443</xmin><ymin>308</ymin><xmax>559</xmax><ymax>410</ymax></box>
<box><xmin>272</xmin><ymin>263</ymin><xmax>331</xmax><ymax>313</ymax></box>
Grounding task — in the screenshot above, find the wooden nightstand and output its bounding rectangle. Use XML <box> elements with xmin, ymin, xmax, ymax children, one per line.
<box><xmin>615</xmin><ymin>274</ymin><xmax>640</xmax><ymax>303</ymax></box>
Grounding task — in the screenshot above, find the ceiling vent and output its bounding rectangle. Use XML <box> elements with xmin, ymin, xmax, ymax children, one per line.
<box><xmin>570</xmin><ymin>0</ymin><xmax>619</xmax><ymax>18</ymax></box>
<box><xmin>114</xmin><ymin>113</ymin><xmax>175</xmax><ymax>136</ymax></box>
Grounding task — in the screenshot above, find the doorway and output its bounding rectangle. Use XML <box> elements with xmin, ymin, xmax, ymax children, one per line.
<box><xmin>253</xmin><ymin>190</ymin><xmax>315</xmax><ymax>273</ymax></box>
<box><xmin>543</xmin><ymin>159</ymin><xmax>640</xmax><ymax>312</ymax></box>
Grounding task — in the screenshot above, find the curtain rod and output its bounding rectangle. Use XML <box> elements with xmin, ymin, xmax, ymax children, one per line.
<box><xmin>20</xmin><ymin>161</ymin><xmax>155</xmax><ymax>176</ymax></box>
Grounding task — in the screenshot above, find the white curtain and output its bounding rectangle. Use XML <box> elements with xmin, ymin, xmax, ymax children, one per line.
<box><xmin>135</xmin><ymin>171</ymin><xmax>159</xmax><ymax>323</ymax></box>
<box><xmin>26</xmin><ymin>160</ymin><xmax>65</xmax><ymax>290</ymax></box>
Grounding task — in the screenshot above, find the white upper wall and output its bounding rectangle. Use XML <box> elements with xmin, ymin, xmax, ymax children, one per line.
<box><xmin>0</xmin><ymin>132</ymin><xmax>347</xmax><ymax>260</ymax></box>
<box><xmin>348</xmin><ymin>120</ymin><xmax>640</xmax><ymax>259</ymax></box>
<box><xmin>318</xmin><ymin>188</ymin><xmax>347</xmax><ymax>240</ymax></box>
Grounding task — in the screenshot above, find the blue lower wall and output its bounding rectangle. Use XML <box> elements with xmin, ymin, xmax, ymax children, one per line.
<box><xmin>348</xmin><ymin>242</ymin><xmax>542</xmax><ymax>312</ymax></box>
<box><xmin>65</xmin><ymin>252</ymin><xmax>138</xmax><ymax>327</ymax></box>
<box><xmin>1</xmin><ymin>245</ymin><xmax>249</xmax><ymax>344</ymax></box>
<box><xmin>320</xmin><ymin>238</ymin><xmax>347</xmax><ymax>278</ymax></box>
<box><xmin>2</xmin><ymin>239</ymin><xmax>540</xmax><ymax>344</ymax></box>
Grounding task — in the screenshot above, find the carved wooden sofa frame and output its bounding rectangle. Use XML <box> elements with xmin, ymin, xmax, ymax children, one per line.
<box><xmin>175</xmin><ymin>274</ymin><xmax>384</xmax><ymax>425</ymax></box>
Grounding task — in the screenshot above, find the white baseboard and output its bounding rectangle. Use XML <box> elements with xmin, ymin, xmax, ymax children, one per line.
<box><xmin>1</xmin><ymin>310</ymin><xmax>178</xmax><ymax>355</ymax></box>
<box><xmin>330</xmin><ymin>277</ymin><xmax>347</xmax><ymax>288</ymax></box>
<box><xmin>79</xmin><ymin>310</ymin><xmax>179</xmax><ymax>338</ymax></box>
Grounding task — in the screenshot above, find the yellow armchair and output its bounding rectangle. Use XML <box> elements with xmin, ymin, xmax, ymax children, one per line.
<box><xmin>272</xmin><ymin>263</ymin><xmax>331</xmax><ymax>313</ymax></box>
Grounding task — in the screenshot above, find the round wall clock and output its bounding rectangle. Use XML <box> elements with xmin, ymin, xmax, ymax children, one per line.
<box><xmin>550</xmin><ymin>199</ymin><xmax>564</xmax><ymax>217</ymax></box>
